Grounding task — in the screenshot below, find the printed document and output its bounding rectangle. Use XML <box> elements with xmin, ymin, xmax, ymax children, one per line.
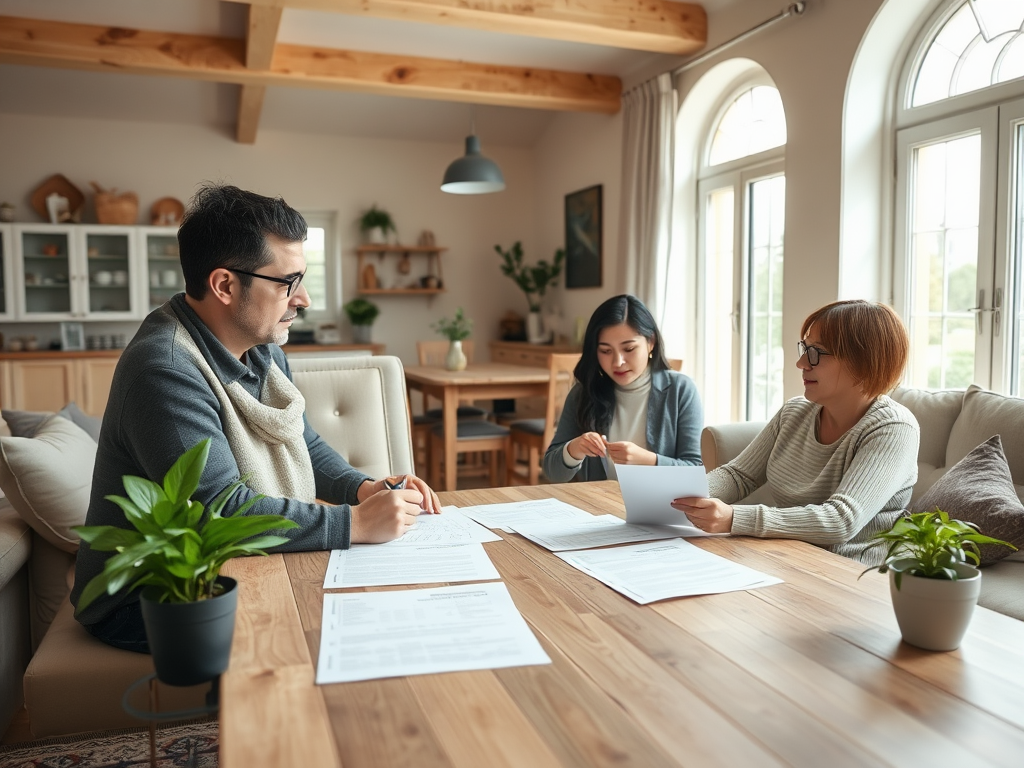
<box><xmin>510</xmin><ymin>514</ymin><xmax>684</xmax><ymax>552</ymax></box>
<box><xmin>460</xmin><ymin>498</ymin><xmax>594</xmax><ymax>532</ymax></box>
<box><xmin>556</xmin><ymin>539</ymin><xmax>782</xmax><ymax>604</ymax></box>
<box><xmin>380</xmin><ymin>506</ymin><xmax>501</xmax><ymax>546</ymax></box>
<box><xmin>316</xmin><ymin>582</ymin><xmax>551</xmax><ymax>684</ymax></box>
<box><xmin>616</xmin><ymin>465</ymin><xmax>711</xmax><ymax>527</ymax></box>
<box><xmin>323</xmin><ymin>543</ymin><xmax>500</xmax><ymax>588</ymax></box>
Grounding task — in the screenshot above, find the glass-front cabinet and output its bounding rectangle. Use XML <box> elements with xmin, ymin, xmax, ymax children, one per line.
<box><xmin>0</xmin><ymin>225</ymin><xmax>14</xmax><ymax>321</ymax></box>
<box><xmin>139</xmin><ymin>227</ymin><xmax>183</xmax><ymax>312</ymax></box>
<box><xmin>13</xmin><ymin>224</ymin><xmax>141</xmax><ymax>321</ymax></box>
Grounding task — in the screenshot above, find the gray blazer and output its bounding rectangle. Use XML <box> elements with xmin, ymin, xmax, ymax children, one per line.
<box><xmin>542</xmin><ymin>369</ymin><xmax>704</xmax><ymax>483</ymax></box>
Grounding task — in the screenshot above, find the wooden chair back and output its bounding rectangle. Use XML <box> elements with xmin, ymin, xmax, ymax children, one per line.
<box><xmin>541</xmin><ymin>353</ymin><xmax>582</xmax><ymax>451</ymax></box>
<box><xmin>667</xmin><ymin>358</ymin><xmax>683</xmax><ymax>372</ymax></box>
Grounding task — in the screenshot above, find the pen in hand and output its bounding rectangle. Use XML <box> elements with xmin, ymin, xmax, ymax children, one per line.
<box><xmin>383</xmin><ymin>476</ymin><xmax>407</xmax><ymax>491</ymax></box>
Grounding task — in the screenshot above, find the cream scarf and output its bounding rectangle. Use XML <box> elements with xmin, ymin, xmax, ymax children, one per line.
<box><xmin>174</xmin><ymin>322</ymin><xmax>316</xmax><ymax>502</ymax></box>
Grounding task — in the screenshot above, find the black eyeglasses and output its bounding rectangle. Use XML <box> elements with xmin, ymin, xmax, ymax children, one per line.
<box><xmin>797</xmin><ymin>340</ymin><xmax>833</xmax><ymax>367</ymax></box>
<box><xmin>227</xmin><ymin>268</ymin><xmax>305</xmax><ymax>297</ymax></box>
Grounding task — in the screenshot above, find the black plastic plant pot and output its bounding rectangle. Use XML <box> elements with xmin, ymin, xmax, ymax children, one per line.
<box><xmin>140</xmin><ymin>576</ymin><xmax>238</xmax><ymax>687</ymax></box>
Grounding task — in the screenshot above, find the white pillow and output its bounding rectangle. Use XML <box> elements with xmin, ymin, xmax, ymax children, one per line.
<box><xmin>0</xmin><ymin>416</ymin><xmax>96</xmax><ymax>553</ymax></box>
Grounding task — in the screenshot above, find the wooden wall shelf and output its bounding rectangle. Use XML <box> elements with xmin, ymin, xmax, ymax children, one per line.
<box><xmin>355</xmin><ymin>244</ymin><xmax>445</xmax><ymax>295</ymax></box>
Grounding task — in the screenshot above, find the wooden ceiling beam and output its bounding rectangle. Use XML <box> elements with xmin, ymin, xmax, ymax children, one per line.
<box><xmin>238</xmin><ymin>5</ymin><xmax>283</xmax><ymax>144</ymax></box>
<box><xmin>0</xmin><ymin>15</ymin><xmax>620</xmax><ymax>115</ymax></box>
<box><xmin>233</xmin><ymin>0</ymin><xmax>707</xmax><ymax>55</ymax></box>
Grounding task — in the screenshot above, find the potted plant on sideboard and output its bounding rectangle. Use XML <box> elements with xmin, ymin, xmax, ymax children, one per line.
<box><xmin>74</xmin><ymin>438</ymin><xmax>297</xmax><ymax>686</ymax></box>
<box><xmin>495</xmin><ymin>241</ymin><xmax>565</xmax><ymax>343</ymax></box>
<box><xmin>863</xmin><ymin>509</ymin><xmax>1016</xmax><ymax>651</ymax></box>
<box><xmin>432</xmin><ymin>307</ymin><xmax>473</xmax><ymax>371</ymax></box>
<box><xmin>359</xmin><ymin>205</ymin><xmax>396</xmax><ymax>244</ymax></box>
<box><xmin>343</xmin><ymin>297</ymin><xmax>380</xmax><ymax>344</ymax></box>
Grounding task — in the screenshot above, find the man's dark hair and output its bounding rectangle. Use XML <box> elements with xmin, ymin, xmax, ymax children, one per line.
<box><xmin>177</xmin><ymin>184</ymin><xmax>307</xmax><ymax>299</ymax></box>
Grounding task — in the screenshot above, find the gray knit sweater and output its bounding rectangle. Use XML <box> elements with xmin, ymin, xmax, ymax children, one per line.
<box><xmin>708</xmin><ymin>395</ymin><xmax>920</xmax><ymax>565</ymax></box>
<box><xmin>72</xmin><ymin>295</ymin><xmax>370</xmax><ymax>626</ymax></box>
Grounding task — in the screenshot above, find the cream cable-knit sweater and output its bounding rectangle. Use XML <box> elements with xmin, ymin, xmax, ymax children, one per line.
<box><xmin>708</xmin><ymin>395</ymin><xmax>919</xmax><ymax>565</ymax></box>
<box><xmin>174</xmin><ymin>322</ymin><xmax>317</xmax><ymax>502</ymax></box>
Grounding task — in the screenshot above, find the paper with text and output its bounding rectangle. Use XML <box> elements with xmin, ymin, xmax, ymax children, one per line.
<box><xmin>316</xmin><ymin>582</ymin><xmax>551</xmax><ymax>684</ymax></box>
<box><xmin>379</xmin><ymin>506</ymin><xmax>501</xmax><ymax>546</ymax></box>
<box><xmin>616</xmin><ymin>465</ymin><xmax>711</xmax><ymax>526</ymax></box>
<box><xmin>460</xmin><ymin>498</ymin><xmax>594</xmax><ymax>532</ymax></box>
<box><xmin>323</xmin><ymin>543</ymin><xmax>500</xmax><ymax>588</ymax></box>
<box><xmin>556</xmin><ymin>539</ymin><xmax>782</xmax><ymax>604</ymax></box>
<box><xmin>510</xmin><ymin>514</ymin><xmax>685</xmax><ymax>552</ymax></box>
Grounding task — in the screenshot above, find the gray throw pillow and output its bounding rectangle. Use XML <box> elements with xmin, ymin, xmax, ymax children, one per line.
<box><xmin>57</xmin><ymin>402</ymin><xmax>101</xmax><ymax>442</ymax></box>
<box><xmin>910</xmin><ymin>435</ymin><xmax>1024</xmax><ymax>566</ymax></box>
<box><xmin>1</xmin><ymin>403</ymin><xmax>100</xmax><ymax>443</ymax></box>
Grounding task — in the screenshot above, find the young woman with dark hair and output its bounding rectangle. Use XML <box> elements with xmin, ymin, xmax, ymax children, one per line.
<box><xmin>672</xmin><ymin>299</ymin><xmax>920</xmax><ymax>565</ymax></box>
<box><xmin>543</xmin><ymin>294</ymin><xmax>703</xmax><ymax>482</ymax></box>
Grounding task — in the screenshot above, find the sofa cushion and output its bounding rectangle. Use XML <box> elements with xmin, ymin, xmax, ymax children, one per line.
<box><xmin>1</xmin><ymin>403</ymin><xmax>100</xmax><ymax>443</ymax></box>
<box><xmin>977</xmin><ymin>559</ymin><xmax>1024</xmax><ymax>621</ymax></box>
<box><xmin>947</xmin><ymin>385</ymin><xmax>1024</xmax><ymax>498</ymax></box>
<box><xmin>0</xmin><ymin>501</ymin><xmax>31</xmax><ymax>591</ymax></box>
<box><xmin>0</xmin><ymin>416</ymin><xmax>95</xmax><ymax>553</ymax></box>
<box><xmin>889</xmin><ymin>387</ymin><xmax>964</xmax><ymax>501</ymax></box>
<box><xmin>910</xmin><ymin>435</ymin><xmax>1024</xmax><ymax>566</ymax></box>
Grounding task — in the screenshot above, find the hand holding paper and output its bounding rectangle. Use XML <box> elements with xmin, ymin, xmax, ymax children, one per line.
<box><xmin>671</xmin><ymin>496</ymin><xmax>735</xmax><ymax>534</ymax></box>
<box><xmin>616</xmin><ymin>465</ymin><xmax>712</xmax><ymax>527</ymax></box>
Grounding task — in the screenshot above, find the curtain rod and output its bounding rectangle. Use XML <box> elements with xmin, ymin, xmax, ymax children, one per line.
<box><xmin>670</xmin><ymin>1</ymin><xmax>807</xmax><ymax>76</ymax></box>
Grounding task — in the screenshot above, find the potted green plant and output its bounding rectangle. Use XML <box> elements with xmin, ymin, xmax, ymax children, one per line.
<box><xmin>494</xmin><ymin>242</ymin><xmax>565</xmax><ymax>343</ymax></box>
<box><xmin>343</xmin><ymin>297</ymin><xmax>380</xmax><ymax>344</ymax></box>
<box><xmin>359</xmin><ymin>204</ymin><xmax>396</xmax><ymax>244</ymax></box>
<box><xmin>862</xmin><ymin>509</ymin><xmax>1015</xmax><ymax>651</ymax></box>
<box><xmin>73</xmin><ymin>438</ymin><xmax>297</xmax><ymax>686</ymax></box>
<box><xmin>432</xmin><ymin>307</ymin><xmax>473</xmax><ymax>370</ymax></box>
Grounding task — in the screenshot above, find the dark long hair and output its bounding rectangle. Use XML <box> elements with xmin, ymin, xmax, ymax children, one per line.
<box><xmin>574</xmin><ymin>294</ymin><xmax>669</xmax><ymax>435</ymax></box>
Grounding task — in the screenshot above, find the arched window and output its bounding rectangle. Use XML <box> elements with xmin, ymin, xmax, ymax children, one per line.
<box><xmin>695</xmin><ymin>81</ymin><xmax>787</xmax><ymax>423</ymax></box>
<box><xmin>894</xmin><ymin>0</ymin><xmax>1024</xmax><ymax>394</ymax></box>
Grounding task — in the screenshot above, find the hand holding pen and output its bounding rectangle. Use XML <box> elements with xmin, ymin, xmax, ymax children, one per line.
<box><xmin>381</xmin><ymin>474</ymin><xmax>441</xmax><ymax>514</ymax></box>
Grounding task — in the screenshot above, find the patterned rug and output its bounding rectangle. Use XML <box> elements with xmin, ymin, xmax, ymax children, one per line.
<box><xmin>0</xmin><ymin>718</ymin><xmax>217</xmax><ymax>768</ymax></box>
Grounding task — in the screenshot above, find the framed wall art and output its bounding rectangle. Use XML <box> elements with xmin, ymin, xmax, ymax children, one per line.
<box><xmin>564</xmin><ymin>184</ymin><xmax>603</xmax><ymax>289</ymax></box>
<box><xmin>60</xmin><ymin>321</ymin><xmax>85</xmax><ymax>351</ymax></box>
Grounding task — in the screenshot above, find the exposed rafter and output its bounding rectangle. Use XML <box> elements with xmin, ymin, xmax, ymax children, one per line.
<box><xmin>0</xmin><ymin>15</ymin><xmax>621</xmax><ymax>117</ymax></box>
<box><xmin>231</xmin><ymin>0</ymin><xmax>708</xmax><ymax>55</ymax></box>
<box><xmin>238</xmin><ymin>4</ymin><xmax>283</xmax><ymax>144</ymax></box>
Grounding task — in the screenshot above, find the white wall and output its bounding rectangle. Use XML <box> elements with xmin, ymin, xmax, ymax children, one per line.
<box><xmin>0</xmin><ymin>112</ymin><xmax>538</xmax><ymax>364</ymax></box>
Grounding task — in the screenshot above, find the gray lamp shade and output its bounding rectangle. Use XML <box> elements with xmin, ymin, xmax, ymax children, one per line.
<box><xmin>441</xmin><ymin>135</ymin><xmax>505</xmax><ymax>194</ymax></box>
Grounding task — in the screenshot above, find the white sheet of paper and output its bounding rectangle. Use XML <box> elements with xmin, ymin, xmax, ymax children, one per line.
<box><xmin>460</xmin><ymin>498</ymin><xmax>594</xmax><ymax>532</ymax></box>
<box><xmin>316</xmin><ymin>582</ymin><xmax>551</xmax><ymax>684</ymax></box>
<box><xmin>616</xmin><ymin>465</ymin><xmax>711</xmax><ymax>526</ymax></box>
<box><xmin>323</xmin><ymin>543</ymin><xmax>500</xmax><ymax>588</ymax></box>
<box><xmin>510</xmin><ymin>514</ymin><xmax>685</xmax><ymax>552</ymax></box>
<box><xmin>379</xmin><ymin>506</ymin><xmax>501</xmax><ymax>546</ymax></box>
<box><xmin>555</xmin><ymin>538</ymin><xmax>782</xmax><ymax>605</ymax></box>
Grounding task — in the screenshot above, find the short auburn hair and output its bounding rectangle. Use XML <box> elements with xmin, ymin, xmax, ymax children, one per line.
<box><xmin>801</xmin><ymin>300</ymin><xmax>908</xmax><ymax>398</ymax></box>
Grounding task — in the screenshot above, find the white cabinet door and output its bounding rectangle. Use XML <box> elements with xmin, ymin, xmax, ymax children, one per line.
<box><xmin>0</xmin><ymin>225</ymin><xmax>15</xmax><ymax>321</ymax></box>
<box><xmin>138</xmin><ymin>227</ymin><xmax>182</xmax><ymax>313</ymax></box>
<box><xmin>14</xmin><ymin>224</ymin><xmax>77</xmax><ymax>321</ymax></box>
<box><xmin>77</xmin><ymin>225</ymin><xmax>140</xmax><ymax>319</ymax></box>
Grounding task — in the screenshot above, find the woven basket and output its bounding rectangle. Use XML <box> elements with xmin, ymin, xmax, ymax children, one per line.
<box><xmin>91</xmin><ymin>182</ymin><xmax>139</xmax><ymax>225</ymax></box>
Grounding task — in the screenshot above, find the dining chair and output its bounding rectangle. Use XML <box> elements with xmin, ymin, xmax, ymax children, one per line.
<box><xmin>506</xmin><ymin>352</ymin><xmax>581</xmax><ymax>486</ymax></box>
<box><xmin>429</xmin><ymin>419</ymin><xmax>511</xmax><ymax>489</ymax></box>
<box><xmin>667</xmin><ymin>358</ymin><xmax>683</xmax><ymax>372</ymax></box>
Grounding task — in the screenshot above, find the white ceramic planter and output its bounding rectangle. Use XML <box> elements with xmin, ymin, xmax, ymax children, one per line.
<box><xmin>888</xmin><ymin>559</ymin><xmax>980</xmax><ymax>651</ymax></box>
<box><xmin>445</xmin><ymin>339</ymin><xmax>467</xmax><ymax>371</ymax></box>
<box><xmin>352</xmin><ymin>324</ymin><xmax>372</xmax><ymax>344</ymax></box>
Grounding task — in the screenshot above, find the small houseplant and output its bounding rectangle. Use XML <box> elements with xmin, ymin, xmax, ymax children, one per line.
<box><xmin>74</xmin><ymin>438</ymin><xmax>297</xmax><ymax>685</ymax></box>
<box><xmin>495</xmin><ymin>242</ymin><xmax>565</xmax><ymax>342</ymax></box>
<box><xmin>432</xmin><ymin>307</ymin><xmax>473</xmax><ymax>370</ymax></box>
<box><xmin>359</xmin><ymin>204</ymin><xmax>396</xmax><ymax>244</ymax></box>
<box><xmin>863</xmin><ymin>509</ymin><xmax>1015</xmax><ymax>651</ymax></box>
<box><xmin>343</xmin><ymin>297</ymin><xmax>380</xmax><ymax>344</ymax></box>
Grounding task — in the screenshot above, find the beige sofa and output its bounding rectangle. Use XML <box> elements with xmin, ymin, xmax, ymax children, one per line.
<box><xmin>701</xmin><ymin>385</ymin><xmax>1024</xmax><ymax>622</ymax></box>
<box><xmin>0</xmin><ymin>354</ymin><xmax>414</xmax><ymax>738</ymax></box>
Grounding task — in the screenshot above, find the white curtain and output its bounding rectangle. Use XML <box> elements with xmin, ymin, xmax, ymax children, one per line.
<box><xmin>617</xmin><ymin>73</ymin><xmax>677</xmax><ymax>325</ymax></box>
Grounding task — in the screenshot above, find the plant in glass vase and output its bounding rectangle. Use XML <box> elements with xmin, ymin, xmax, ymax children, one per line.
<box><xmin>861</xmin><ymin>509</ymin><xmax>1015</xmax><ymax>651</ymax></box>
<box><xmin>495</xmin><ymin>241</ymin><xmax>565</xmax><ymax>343</ymax></box>
<box><xmin>432</xmin><ymin>307</ymin><xmax>473</xmax><ymax>370</ymax></box>
<box><xmin>73</xmin><ymin>438</ymin><xmax>298</xmax><ymax>685</ymax></box>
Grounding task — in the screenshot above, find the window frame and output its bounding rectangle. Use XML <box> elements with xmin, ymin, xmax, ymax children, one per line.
<box><xmin>296</xmin><ymin>210</ymin><xmax>340</xmax><ymax>324</ymax></box>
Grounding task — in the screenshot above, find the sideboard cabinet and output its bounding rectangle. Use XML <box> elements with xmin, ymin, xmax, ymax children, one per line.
<box><xmin>0</xmin><ymin>352</ymin><xmax>120</xmax><ymax>416</ymax></box>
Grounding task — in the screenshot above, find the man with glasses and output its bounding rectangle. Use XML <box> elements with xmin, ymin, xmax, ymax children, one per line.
<box><xmin>73</xmin><ymin>184</ymin><xmax>440</xmax><ymax>651</ymax></box>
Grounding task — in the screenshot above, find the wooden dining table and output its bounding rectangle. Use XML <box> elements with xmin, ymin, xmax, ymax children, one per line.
<box><xmin>219</xmin><ymin>481</ymin><xmax>1024</xmax><ymax>768</ymax></box>
<box><xmin>404</xmin><ymin>362</ymin><xmax>552</xmax><ymax>491</ymax></box>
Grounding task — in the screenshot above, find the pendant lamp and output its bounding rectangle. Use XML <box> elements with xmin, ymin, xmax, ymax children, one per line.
<box><xmin>441</xmin><ymin>134</ymin><xmax>505</xmax><ymax>195</ymax></box>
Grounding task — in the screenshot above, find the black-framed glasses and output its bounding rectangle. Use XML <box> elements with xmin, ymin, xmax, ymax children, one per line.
<box><xmin>797</xmin><ymin>340</ymin><xmax>833</xmax><ymax>367</ymax></box>
<box><xmin>227</xmin><ymin>268</ymin><xmax>305</xmax><ymax>297</ymax></box>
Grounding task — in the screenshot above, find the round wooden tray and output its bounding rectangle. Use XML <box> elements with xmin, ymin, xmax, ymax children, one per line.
<box><xmin>30</xmin><ymin>174</ymin><xmax>84</xmax><ymax>221</ymax></box>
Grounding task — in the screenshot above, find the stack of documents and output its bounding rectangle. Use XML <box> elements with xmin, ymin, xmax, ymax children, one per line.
<box><xmin>508</xmin><ymin>514</ymin><xmax>694</xmax><ymax>552</ymax></box>
<box><xmin>460</xmin><ymin>498</ymin><xmax>594</xmax><ymax>532</ymax></box>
